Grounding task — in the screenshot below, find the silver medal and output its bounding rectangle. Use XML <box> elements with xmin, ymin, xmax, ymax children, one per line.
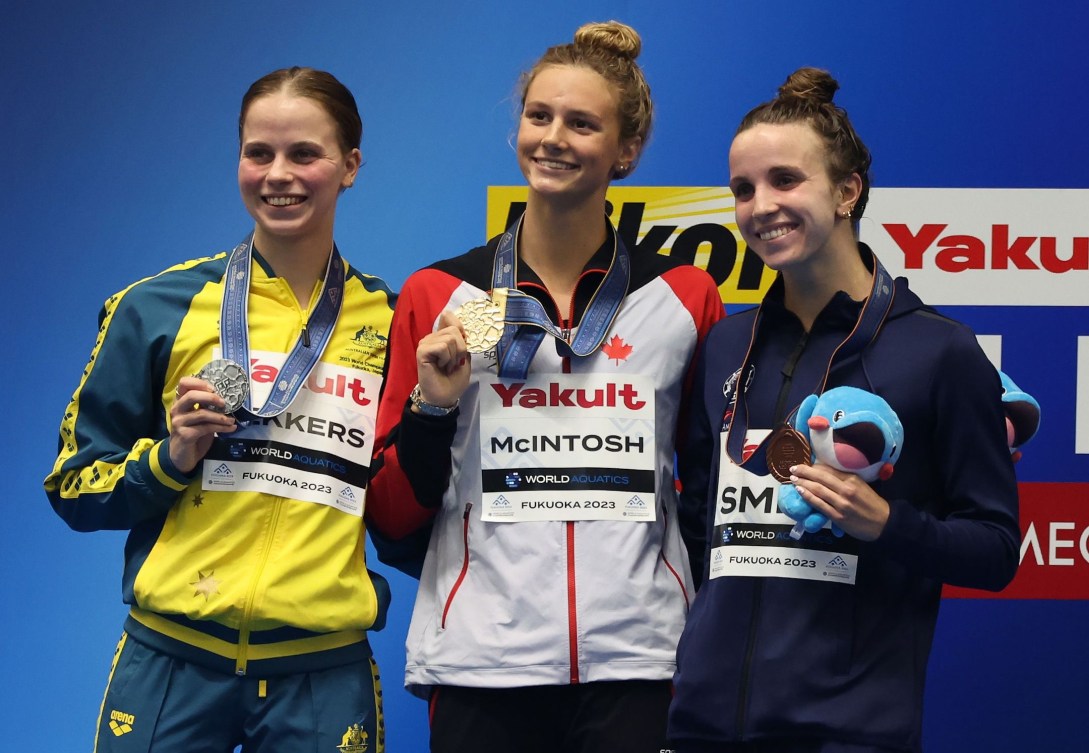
<box><xmin>196</xmin><ymin>359</ymin><xmax>249</xmax><ymax>414</ymax></box>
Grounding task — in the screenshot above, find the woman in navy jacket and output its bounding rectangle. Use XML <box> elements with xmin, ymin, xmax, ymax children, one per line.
<box><xmin>667</xmin><ymin>67</ymin><xmax>1019</xmax><ymax>753</ymax></box>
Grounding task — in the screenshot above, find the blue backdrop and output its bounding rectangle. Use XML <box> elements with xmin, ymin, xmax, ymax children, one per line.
<box><xmin>4</xmin><ymin>2</ymin><xmax>1086</xmax><ymax>751</ymax></box>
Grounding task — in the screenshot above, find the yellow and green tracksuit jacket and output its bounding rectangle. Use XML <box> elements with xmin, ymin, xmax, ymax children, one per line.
<box><xmin>44</xmin><ymin>245</ymin><xmax>395</xmax><ymax>677</ymax></box>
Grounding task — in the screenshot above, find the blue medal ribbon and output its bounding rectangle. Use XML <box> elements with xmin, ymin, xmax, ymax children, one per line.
<box><xmin>725</xmin><ymin>250</ymin><xmax>896</xmax><ymax>472</ymax></box>
<box><xmin>492</xmin><ymin>215</ymin><xmax>630</xmax><ymax>379</ymax></box>
<box><xmin>219</xmin><ymin>232</ymin><xmax>344</xmax><ymax>420</ymax></box>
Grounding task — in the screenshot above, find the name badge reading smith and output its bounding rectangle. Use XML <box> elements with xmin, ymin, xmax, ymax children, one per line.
<box><xmin>710</xmin><ymin>428</ymin><xmax>858</xmax><ymax>585</ymax></box>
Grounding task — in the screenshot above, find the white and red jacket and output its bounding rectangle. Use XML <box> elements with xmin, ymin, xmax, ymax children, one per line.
<box><xmin>369</xmin><ymin>224</ymin><xmax>723</xmax><ymax>695</ymax></box>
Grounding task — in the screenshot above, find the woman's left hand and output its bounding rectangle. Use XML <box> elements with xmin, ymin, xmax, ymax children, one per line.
<box><xmin>788</xmin><ymin>463</ymin><xmax>890</xmax><ymax>541</ymax></box>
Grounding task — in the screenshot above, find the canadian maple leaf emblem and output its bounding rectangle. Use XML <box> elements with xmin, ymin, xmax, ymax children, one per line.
<box><xmin>602</xmin><ymin>335</ymin><xmax>633</xmax><ymax>364</ymax></box>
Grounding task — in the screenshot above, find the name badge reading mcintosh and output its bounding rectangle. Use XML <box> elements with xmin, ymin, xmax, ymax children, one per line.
<box><xmin>478</xmin><ymin>373</ymin><xmax>657</xmax><ymax>523</ymax></box>
<box><xmin>196</xmin><ymin>358</ymin><xmax>249</xmax><ymax>415</ymax></box>
<box><xmin>455</xmin><ymin>288</ymin><xmax>509</xmax><ymax>354</ymax></box>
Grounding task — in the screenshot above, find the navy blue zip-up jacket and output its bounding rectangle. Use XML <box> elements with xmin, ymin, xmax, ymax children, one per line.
<box><xmin>669</xmin><ymin>270</ymin><xmax>1019</xmax><ymax>752</ymax></box>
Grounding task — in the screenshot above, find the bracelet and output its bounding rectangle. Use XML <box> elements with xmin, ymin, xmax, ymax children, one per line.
<box><xmin>409</xmin><ymin>384</ymin><xmax>458</xmax><ymax>417</ymax></box>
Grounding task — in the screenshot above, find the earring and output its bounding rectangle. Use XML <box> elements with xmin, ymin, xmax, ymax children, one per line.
<box><xmin>839</xmin><ymin>207</ymin><xmax>853</xmax><ymax>220</ymax></box>
<box><xmin>616</xmin><ymin>163</ymin><xmax>630</xmax><ymax>176</ymax></box>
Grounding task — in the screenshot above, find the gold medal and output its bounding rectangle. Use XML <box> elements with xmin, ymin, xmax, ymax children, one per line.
<box><xmin>455</xmin><ymin>288</ymin><xmax>508</xmax><ymax>353</ymax></box>
<box><xmin>765</xmin><ymin>424</ymin><xmax>811</xmax><ymax>482</ymax></box>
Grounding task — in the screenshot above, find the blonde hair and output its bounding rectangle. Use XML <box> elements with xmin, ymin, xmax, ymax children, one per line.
<box><xmin>519</xmin><ymin>20</ymin><xmax>653</xmax><ymax>177</ymax></box>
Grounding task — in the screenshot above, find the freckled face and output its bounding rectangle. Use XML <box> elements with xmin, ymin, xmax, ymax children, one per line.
<box><xmin>516</xmin><ymin>65</ymin><xmax>639</xmax><ymax>206</ymax></box>
<box><xmin>238</xmin><ymin>92</ymin><xmax>360</xmax><ymax>248</ymax></box>
<box><xmin>728</xmin><ymin>122</ymin><xmax>845</xmax><ymax>272</ymax></box>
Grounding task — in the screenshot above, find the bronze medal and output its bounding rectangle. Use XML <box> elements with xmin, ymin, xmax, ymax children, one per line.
<box><xmin>196</xmin><ymin>358</ymin><xmax>249</xmax><ymax>414</ymax></box>
<box><xmin>455</xmin><ymin>288</ymin><xmax>508</xmax><ymax>353</ymax></box>
<box><xmin>765</xmin><ymin>424</ymin><xmax>811</xmax><ymax>482</ymax></box>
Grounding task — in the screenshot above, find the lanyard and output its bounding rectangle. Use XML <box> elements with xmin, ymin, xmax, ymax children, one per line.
<box><xmin>724</xmin><ymin>251</ymin><xmax>896</xmax><ymax>471</ymax></box>
<box><xmin>219</xmin><ymin>232</ymin><xmax>344</xmax><ymax>420</ymax></box>
<box><xmin>492</xmin><ymin>215</ymin><xmax>630</xmax><ymax>379</ymax></box>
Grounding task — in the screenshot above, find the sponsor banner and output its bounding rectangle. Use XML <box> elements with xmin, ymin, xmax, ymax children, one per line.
<box><xmin>944</xmin><ymin>482</ymin><xmax>1089</xmax><ymax>600</ymax></box>
<box><xmin>487</xmin><ymin>186</ymin><xmax>1089</xmax><ymax>307</ymax></box>
<box><xmin>478</xmin><ymin>373</ymin><xmax>656</xmax><ymax>522</ymax></box>
<box><xmin>866</xmin><ymin>188</ymin><xmax>1087</xmax><ymax>306</ymax></box>
<box><xmin>487</xmin><ymin>185</ymin><xmax>773</xmax><ymax>305</ymax></box>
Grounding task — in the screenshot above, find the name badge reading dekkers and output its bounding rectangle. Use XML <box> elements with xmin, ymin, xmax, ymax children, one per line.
<box><xmin>455</xmin><ymin>288</ymin><xmax>509</xmax><ymax>354</ymax></box>
<box><xmin>197</xmin><ymin>359</ymin><xmax>249</xmax><ymax>415</ymax></box>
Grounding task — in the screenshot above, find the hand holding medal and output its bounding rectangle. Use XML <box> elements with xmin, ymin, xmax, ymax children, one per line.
<box><xmin>414</xmin><ymin>309</ymin><xmax>473</xmax><ymax>414</ymax></box>
<box><xmin>168</xmin><ymin>363</ymin><xmax>242</xmax><ymax>473</ymax></box>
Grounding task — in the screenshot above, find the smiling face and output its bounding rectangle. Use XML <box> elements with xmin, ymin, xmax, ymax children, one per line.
<box><xmin>516</xmin><ymin>64</ymin><xmax>640</xmax><ymax>208</ymax></box>
<box><xmin>238</xmin><ymin>91</ymin><xmax>361</xmax><ymax>251</ymax></box>
<box><xmin>728</xmin><ymin>122</ymin><xmax>859</xmax><ymax>273</ymax></box>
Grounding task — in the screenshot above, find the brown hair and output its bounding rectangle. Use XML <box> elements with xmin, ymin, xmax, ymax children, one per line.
<box><xmin>239</xmin><ymin>67</ymin><xmax>362</xmax><ymax>154</ymax></box>
<box><xmin>519</xmin><ymin>20</ymin><xmax>653</xmax><ymax>178</ymax></box>
<box><xmin>737</xmin><ymin>67</ymin><xmax>872</xmax><ymax>222</ymax></box>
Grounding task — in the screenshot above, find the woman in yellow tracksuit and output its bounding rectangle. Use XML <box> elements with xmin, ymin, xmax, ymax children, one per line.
<box><xmin>44</xmin><ymin>66</ymin><xmax>395</xmax><ymax>753</ymax></box>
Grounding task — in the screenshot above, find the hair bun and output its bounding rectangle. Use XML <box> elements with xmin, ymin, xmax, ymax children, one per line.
<box><xmin>573</xmin><ymin>20</ymin><xmax>642</xmax><ymax>60</ymax></box>
<box><xmin>777</xmin><ymin>67</ymin><xmax>839</xmax><ymax>105</ymax></box>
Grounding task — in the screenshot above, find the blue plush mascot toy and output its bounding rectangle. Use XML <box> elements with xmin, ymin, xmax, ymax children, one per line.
<box><xmin>778</xmin><ymin>386</ymin><xmax>904</xmax><ymax>539</ymax></box>
<box><xmin>998</xmin><ymin>370</ymin><xmax>1041</xmax><ymax>463</ymax></box>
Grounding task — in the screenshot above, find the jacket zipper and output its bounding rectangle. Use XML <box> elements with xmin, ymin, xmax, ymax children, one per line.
<box><xmin>440</xmin><ymin>502</ymin><xmax>473</xmax><ymax>629</ymax></box>
<box><xmin>737</xmin><ymin>329</ymin><xmax>808</xmax><ymax>733</ymax></box>
<box><xmin>566</xmin><ymin>520</ymin><xmax>579</xmax><ymax>683</ymax></box>
<box><xmin>558</xmin><ymin>329</ymin><xmax>581</xmax><ymax>683</ymax></box>
<box><xmin>235</xmin><ymin>496</ymin><xmax>285</xmax><ymax>675</ymax></box>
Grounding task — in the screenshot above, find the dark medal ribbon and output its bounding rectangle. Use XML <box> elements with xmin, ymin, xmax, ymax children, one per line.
<box><xmin>219</xmin><ymin>232</ymin><xmax>344</xmax><ymax>420</ymax></box>
<box><xmin>725</xmin><ymin>250</ymin><xmax>896</xmax><ymax>475</ymax></box>
<box><xmin>491</xmin><ymin>214</ymin><xmax>630</xmax><ymax>380</ymax></box>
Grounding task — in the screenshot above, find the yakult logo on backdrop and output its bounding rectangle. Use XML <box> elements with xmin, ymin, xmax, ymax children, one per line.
<box><xmin>865</xmin><ymin>188</ymin><xmax>1088</xmax><ymax>306</ymax></box>
<box><xmin>488</xmin><ymin>186</ymin><xmax>1088</xmax><ymax>307</ymax></box>
<box><xmin>884</xmin><ymin>223</ymin><xmax>1087</xmax><ymax>273</ymax></box>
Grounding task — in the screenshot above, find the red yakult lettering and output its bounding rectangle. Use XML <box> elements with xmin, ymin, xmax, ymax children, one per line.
<box><xmin>883</xmin><ymin>223</ymin><xmax>1088</xmax><ymax>273</ymax></box>
<box><xmin>491</xmin><ymin>381</ymin><xmax>646</xmax><ymax>410</ymax></box>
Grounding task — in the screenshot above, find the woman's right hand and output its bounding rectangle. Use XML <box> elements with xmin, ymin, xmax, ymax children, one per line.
<box><xmin>169</xmin><ymin>376</ymin><xmax>238</xmax><ymax>473</ymax></box>
<box><xmin>415</xmin><ymin>310</ymin><xmax>471</xmax><ymax>410</ymax></box>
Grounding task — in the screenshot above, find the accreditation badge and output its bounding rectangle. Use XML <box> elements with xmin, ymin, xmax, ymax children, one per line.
<box><xmin>200</xmin><ymin>348</ymin><xmax>381</xmax><ymax>516</ymax></box>
<box><xmin>710</xmin><ymin>428</ymin><xmax>859</xmax><ymax>584</ymax></box>
<box><xmin>478</xmin><ymin>373</ymin><xmax>657</xmax><ymax>522</ymax></box>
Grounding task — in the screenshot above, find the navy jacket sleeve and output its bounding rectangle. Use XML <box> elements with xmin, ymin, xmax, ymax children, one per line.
<box><xmin>44</xmin><ymin>288</ymin><xmax>193</xmax><ymax>532</ymax></box>
<box><xmin>872</xmin><ymin>324</ymin><xmax>1020</xmax><ymax>591</ymax></box>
